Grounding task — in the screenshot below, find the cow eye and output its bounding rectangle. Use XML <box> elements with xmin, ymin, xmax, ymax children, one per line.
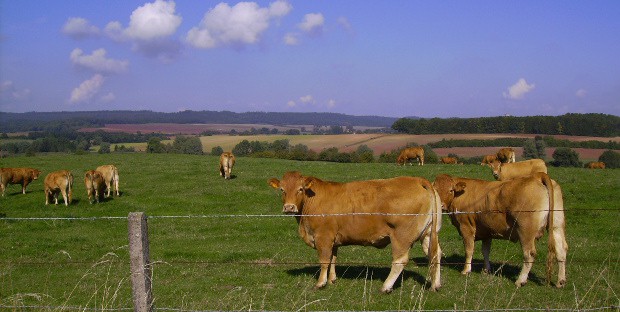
<box><xmin>297</xmin><ymin>187</ymin><xmax>303</xmax><ymax>193</ymax></box>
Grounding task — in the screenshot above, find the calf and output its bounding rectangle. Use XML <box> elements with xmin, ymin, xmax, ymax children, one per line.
<box><xmin>489</xmin><ymin>159</ymin><xmax>547</xmax><ymax>180</ymax></box>
<box><xmin>269</xmin><ymin>171</ymin><xmax>441</xmax><ymax>292</ymax></box>
<box><xmin>397</xmin><ymin>146</ymin><xmax>425</xmax><ymax>166</ymax></box>
<box><xmin>440</xmin><ymin>156</ymin><xmax>458</xmax><ymax>164</ymax></box>
<box><xmin>0</xmin><ymin>167</ymin><xmax>42</xmax><ymax>196</ymax></box>
<box><xmin>84</xmin><ymin>170</ymin><xmax>105</xmax><ymax>203</ymax></box>
<box><xmin>585</xmin><ymin>161</ymin><xmax>605</xmax><ymax>169</ymax></box>
<box><xmin>433</xmin><ymin>173</ymin><xmax>567</xmax><ymax>287</ymax></box>
<box><xmin>219</xmin><ymin>152</ymin><xmax>236</xmax><ymax>179</ymax></box>
<box><xmin>481</xmin><ymin>154</ymin><xmax>497</xmax><ymax>166</ymax></box>
<box><xmin>496</xmin><ymin>148</ymin><xmax>516</xmax><ymax>163</ymax></box>
<box><xmin>96</xmin><ymin>165</ymin><xmax>120</xmax><ymax>197</ymax></box>
<box><xmin>44</xmin><ymin>170</ymin><xmax>74</xmax><ymax>206</ymax></box>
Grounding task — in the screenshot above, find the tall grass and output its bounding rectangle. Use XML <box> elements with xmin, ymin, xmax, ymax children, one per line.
<box><xmin>0</xmin><ymin>153</ymin><xmax>618</xmax><ymax>310</ymax></box>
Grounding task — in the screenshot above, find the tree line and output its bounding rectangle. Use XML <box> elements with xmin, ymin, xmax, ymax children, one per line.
<box><xmin>392</xmin><ymin>113</ymin><xmax>620</xmax><ymax>137</ymax></box>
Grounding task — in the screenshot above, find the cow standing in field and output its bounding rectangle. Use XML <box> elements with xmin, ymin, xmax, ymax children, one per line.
<box><xmin>397</xmin><ymin>147</ymin><xmax>425</xmax><ymax>166</ymax></box>
<box><xmin>219</xmin><ymin>152</ymin><xmax>236</xmax><ymax>179</ymax></box>
<box><xmin>496</xmin><ymin>148</ymin><xmax>516</xmax><ymax>163</ymax></box>
<box><xmin>585</xmin><ymin>161</ymin><xmax>605</xmax><ymax>169</ymax></box>
<box><xmin>489</xmin><ymin>159</ymin><xmax>548</xmax><ymax>181</ymax></box>
<box><xmin>84</xmin><ymin>170</ymin><xmax>105</xmax><ymax>204</ymax></box>
<box><xmin>0</xmin><ymin>167</ymin><xmax>42</xmax><ymax>196</ymax></box>
<box><xmin>96</xmin><ymin>165</ymin><xmax>120</xmax><ymax>197</ymax></box>
<box><xmin>44</xmin><ymin>170</ymin><xmax>74</xmax><ymax>206</ymax></box>
<box><xmin>481</xmin><ymin>155</ymin><xmax>498</xmax><ymax>166</ymax></box>
<box><xmin>433</xmin><ymin>172</ymin><xmax>568</xmax><ymax>288</ymax></box>
<box><xmin>268</xmin><ymin>171</ymin><xmax>442</xmax><ymax>293</ymax></box>
<box><xmin>440</xmin><ymin>156</ymin><xmax>458</xmax><ymax>164</ymax></box>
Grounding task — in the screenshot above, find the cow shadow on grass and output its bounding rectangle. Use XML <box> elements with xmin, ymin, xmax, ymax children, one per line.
<box><xmin>442</xmin><ymin>253</ymin><xmax>545</xmax><ymax>286</ymax></box>
<box><xmin>286</xmin><ymin>258</ymin><xmax>432</xmax><ymax>291</ymax></box>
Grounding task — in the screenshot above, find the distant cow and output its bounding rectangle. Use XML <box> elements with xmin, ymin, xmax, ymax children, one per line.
<box><xmin>585</xmin><ymin>161</ymin><xmax>605</xmax><ymax>169</ymax></box>
<box><xmin>440</xmin><ymin>156</ymin><xmax>458</xmax><ymax>164</ymax></box>
<box><xmin>397</xmin><ymin>147</ymin><xmax>425</xmax><ymax>166</ymax></box>
<box><xmin>481</xmin><ymin>155</ymin><xmax>498</xmax><ymax>166</ymax></box>
<box><xmin>96</xmin><ymin>165</ymin><xmax>120</xmax><ymax>197</ymax></box>
<box><xmin>219</xmin><ymin>152</ymin><xmax>236</xmax><ymax>179</ymax></box>
<box><xmin>0</xmin><ymin>167</ymin><xmax>42</xmax><ymax>196</ymax></box>
<box><xmin>489</xmin><ymin>159</ymin><xmax>548</xmax><ymax>181</ymax></box>
<box><xmin>84</xmin><ymin>170</ymin><xmax>105</xmax><ymax>204</ymax></box>
<box><xmin>268</xmin><ymin>171</ymin><xmax>441</xmax><ymax>292</ymax></box>
<box><xmin>44</xmin><ymin>170</ymin><xmax>74</xmax><ymax>206</ymax></box>
<box><xmin>433</xmin><ymin>173</ymin><xmax>567</xmax><ymax>288</ymax></box>
<box><xmin>496</xmin><ymin>148</ymin><xmax>516</xmax><ymax>163</ymax></box>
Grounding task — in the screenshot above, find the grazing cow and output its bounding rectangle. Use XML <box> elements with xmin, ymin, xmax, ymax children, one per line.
<box><xmin>496</xmin><ymin>148</ymin><xmax>516</xmax><ymax>163</ymax></box>
<box><xmin>433</xmin><ymin>173</ymin><xmax>568</xmax><ymax>288</ymax></box>
<box><xmin>84</xmin><ymin>170</ymin><xmax>105</xmax><ymax>204</ymax></box>
<box><xmin>44</xmin><ymin>170</ymin><xmax>74</xmax><ymax>206</ymax></box>
<box><xmin>0</xmin><ymin>167</ymin><xmax>42</xmax><ymax>196</ymax></box>
<box><xmin>585</xmin><ymin>161</ymin><xmax>605</xmax><ymax>169</ymax></box>
<box><xmin>481</xmin><ymin>155</ymin><xmax>498</xmax><ymax>166</ymax></box>
<box><xmin>219</xmin><ymin>152</ymin><xmax>236</xmax><ymax>179</ymax></box>
<box><xmin>268</xmin><ymin>171</ymin><xmax>442</xmax><ymax>292</ymax></box>
<box><xmin>440</xmin><ymin>156</ymin><xmax>458</xmax><ymax>164</ymax></box>
<box><xmin>397</xmin><ymin>147</ymin><xmax>425</xmax><ymax>166</ymax></box>
<box><xmin>489</xmin><ymin>159</ymin><xmax>547</xmax><ymax>181</ymax></box>
<box><xmin>96</xmin><ymin>165</ymin><xmax>120</xmax><ymax>197</ymax></box>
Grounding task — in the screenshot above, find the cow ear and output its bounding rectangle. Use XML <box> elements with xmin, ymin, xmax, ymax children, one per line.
<box><xmin>268</xmin><ymin>178</ymin><xmax>280</xmax><ymax>189</ymax></box>
<box><xmin>454</xmin><ymin>182</ymin><xmax>466</xmax><ymax>194</ymax></box>
<box><xmin>303</xmin><ymin>177</ymin><xmax>314</xmax><ymax>189</ymax></box>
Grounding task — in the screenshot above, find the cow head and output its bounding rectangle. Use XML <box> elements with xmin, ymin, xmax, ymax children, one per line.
<box><xmin>489</xmin><ymin>160</ymin><xmax>502</xmax><ymax>180</ymax></box>
<box><xmin>433</xmin><ymin>174</ymin><xmax>466</xmax><ymax>211</ymax></box>
<box><xmin>31</xmin><ymin>169</ymin><xmax>42</xmax><ymax>180</ymax></box>
<box><xmin>396</xmin><ymin>155</ymin><xmax>405</xmax><ymax>165</ymax></box>
<box><xmin>268</xmin><ymin>171</ymin><xmax>313</xmax><ymax>215</ymax></box>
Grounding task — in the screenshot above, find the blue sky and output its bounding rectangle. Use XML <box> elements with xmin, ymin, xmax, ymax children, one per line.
<box><xmin>1</xmin><ymin>1</ymin><xmax>619</xmax><ymax>118</ymax></box>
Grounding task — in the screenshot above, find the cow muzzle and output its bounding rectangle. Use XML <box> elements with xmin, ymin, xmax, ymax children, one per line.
<box><xmin>282</xmin><ymin>204</ymin><xmax>298</xmax><ymax>214</ymax></box>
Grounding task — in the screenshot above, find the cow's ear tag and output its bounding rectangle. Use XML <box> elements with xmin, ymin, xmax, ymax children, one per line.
<box><xmin>268</xmin><ymin>178</ymin><xmax>280</xmax><ymax>189</ymax></box>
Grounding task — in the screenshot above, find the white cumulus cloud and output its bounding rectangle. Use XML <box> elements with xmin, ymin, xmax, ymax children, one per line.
<box><xmin>283</xmin><ymin>33</ymin><xmax>299</xmax><ymax>45</ymax></box>
<box><xmin>299</xmin><ymin>95</ymin><xmax>314</xmax><ymax>104</ymax></box>
<box><xmin>70</xmin><ymin>74</ymin><xmax>105</xmax><ymax>103</ymax></box>
<box><xmin>62</xmin><ymin>17</ymin><xmax>100</xmax><ymax>39</ymax></box>
<box><xmin>0</xmin><ymin>80</ymin><xmax>31</xmax><ymax>101</ymax></box>
<box><xmin>123</xmin><ymin>0</ymin><xmax>182</xmax><ymax>41</ymax></box>
<box><xmin>503</xmin><ymin>78</ymin><xmax>535</xmax><ymax>100</ymax></box>
<box><xmin>186</xmin><ymin>0</ymin><xmax>292</xmax><ymax>49</ymax></box>
<box><xmin>70</xmin><ymin>48</ymin><xmax>129</xmax><ymax>74</ymax></box>
<box><xmin>298</xmin><ymin>13</ymin><xmax>324</xmax><ymax>36</ymax></box>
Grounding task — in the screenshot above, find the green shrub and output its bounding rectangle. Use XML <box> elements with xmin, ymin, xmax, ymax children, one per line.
<box><xmin>551</xmin><ymin>147</ymin><xmax>582</xmax><ymax>167</ymax></box>
<box><xmin>599</xmin><ymin>150</ymin><xmax>620</xmax><ymax>168</ymax></box>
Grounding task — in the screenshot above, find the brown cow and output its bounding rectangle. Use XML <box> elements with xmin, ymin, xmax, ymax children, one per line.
<box><xmin>496</xmin><ymin>148</ymin><xmax>516</xmax><ymax>163</ymax></box>
<box><xmin>433</xmin><ymin>173</ymin><xmax>567</xmax><ymax>288</ymax></box>
<box><xmin>84</xmin><ymin>170</ymin><xmax>105</xmax><ymax>204</ymax></box>
<box><xmin>219</xmin><ymin>152</ymin><xmax>236</xmax><ymax>179</ymax></box>
<box><xmin>44</xmin><ymin>170</ymin><xmax>74</xmax><ymax>206</ymax></box>
<box><xmin>0</xmin><ymin>167</ymin><xmax>42</xmax><ymax>196</ymax></box>
<box><xmin>397</xmin><ymin>147</ymin><xmax>425</xmax><ymax>166</ymax></box>
<box><xmin>481</xmin><ymin>154</ymin><xmax>497</xmax><ymax>166</ymax></box>
<box><xmin>585</xmin><ymin>161</ymin><xmax>605</xmax><ymax>169</ymax></box>
<box><xmin>96</xmin><ymin>165</ymin><xmax>119</xmax><ymax>197</ymax></box>
<box><xmin>440</xmin><ymin>156</ymin><xmax>458</xmax><ymax>164</ymax></box>
<box><xmin>489</xmin><ymin>159</ymin><xmax>548</xmax><ymax>181</ymax></box>
<box><xmin>268</xmin><ymin>171</ymin><xmax>441</xmax><ymax>292</ymax></box>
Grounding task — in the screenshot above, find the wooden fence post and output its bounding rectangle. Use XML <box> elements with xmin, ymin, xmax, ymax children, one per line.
<box><xmin>128</xmin><ymin>212</ymin><xmax>154</xmax><ymax>312</ymax></box>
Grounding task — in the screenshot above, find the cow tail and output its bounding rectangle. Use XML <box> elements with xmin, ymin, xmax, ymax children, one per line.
<box><xmin>424</xmin><ymin>180</ymin><xmax>441</xmax><ymax>290</ymax></box>
<box><xmin>540</xmin><ymin>172</ymin><xmax>556</xmax><ymax>285</ymax></box>
<box><xmin>67</xmin><ymin>172</ymin><xmax>74</xmax><ymax>204</ymax></box>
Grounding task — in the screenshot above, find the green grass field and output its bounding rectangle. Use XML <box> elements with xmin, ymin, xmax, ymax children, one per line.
<box><xmin>1</xmin><ymin>153</ymin><xmax>618</xmax><ymax>311</ymax></box>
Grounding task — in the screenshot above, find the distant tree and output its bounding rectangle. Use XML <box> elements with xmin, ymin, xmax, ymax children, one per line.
<box><xmin>211</xmin><ymin>146</ymin><xmax>224</xmax><ymax>156</ymax></box>
<box><xmin>423</xmin><ymin>146</ymin><xmax>438</xmax><ymax>164</ymax></box>
<box><xmin>599</xmin><ymin>150</ymin><xmax>620</xmax><ymax>169</ymax></box>
<box><xmin>355</xmin><ymin>145</ymin><xmax>375</xmax><ymax>163</ymax></box>
<box><xmin>147</xmin><ymin>137</ymin><xmax>165</xmax><ymax>153</ymax></box>
<box><xmin>232</xmin><ymin>140</ymin><xmax>252</xmax><ymax>156</ymax></box>
<box><xmin>98</xmin><ymin>142</ymin><xmax>111</xmax><ymax>154</ymax></box>
<box><xmin>173</xmin><ymin>136</ymin><xmax>203</xmax><ymax>155</ymax></box>
<box><xmin>522</xmin><ymin>139</ymin><xmax>538</xmax><ymax>159</ymax></box>
<box><xmin>551</xmin><ymin>147</ymin><xmax>582</xmax><ymax>167</ymax></box>
<box><xmin>285</xmin><ymin>129</ymin><xmax>301</xmax><ymax>135</ymax></box>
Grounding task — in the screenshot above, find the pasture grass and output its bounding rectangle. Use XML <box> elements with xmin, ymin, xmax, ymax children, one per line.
<box><xmin>0</xmin><ymin>153</ymin><xmax>618</xmax><ymax>310</ymax></box>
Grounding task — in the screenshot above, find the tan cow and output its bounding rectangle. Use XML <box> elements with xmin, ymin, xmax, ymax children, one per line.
<box><xmin>1</xmin><ymin>167</ymin><xmax>42</xmax><ymax>196</ymax></box>
<box><xmin>440</xmin><ymin>156</ymin><xmax>458</xmax><ymax>164</ymax></box>
<box><xmin>481</xmin><ymin>154</ymin><xmax>498</xmax><ymax>166</ymax></box>
<box><xmin>397</xmin><ymin>147</ymin><xmax>425</xmax><ymax>166</ymax></box>
<box><xmin>433</xmin><ymin>173</ymin><xmax>567</xmax><ymax>288</ymax></box>
<box><xmin>489</xmin><ymin>159</ymin><xmax>547</xmax><ymax>181</ymax></box>
<box><xmin>44</xmin><ymin>170</ymin><xmax>74</xmax><ymax>206</ymax></box>
<box><xmin>219</xmin><ymin>152</ymin><xmax>236</xmax><ymax>179</ymax></box>
<box><xmin>268</xmin><ymin>171</ymin><xmax>442</xmax><ymax>293</ymax></box>
<box><xmin>496</xmin><ymin>148</ymin><xmax>516</xmax><ymax>163</ymax></box>
<box><xmin>96</xmin><ymin>165</ymin><xmax>120</xmax><ymax>197</ymax></box>
<box><xmin>84</xmin><ymin>170</ymin><xmax>105</xmax><ymax>204</ymax></box>
<box><xmin>585</xmin><ymin>161</ymin><xmax>605</xmax><ymax>169</ymax></box>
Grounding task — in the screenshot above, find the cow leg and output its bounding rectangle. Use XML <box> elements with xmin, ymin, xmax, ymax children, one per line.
<box><xmin>481</xmin><ymin>239</ymin><xmax>492</xmax><ymax>273</ymax></box>
<box><xmin>314</xmin><ymin>239</ymin><xmax>334</xmax><ymax>289</ymax></box>
<box><xmin>44</xmin><ymin>190</ymin><xmax>49</xmax><ymax>205</ymax></box>
<box><xmin>552</xmin><ymin>227</ymin><xmax>568</xmax><ymax>288</ymax></box>
<box><xmin>114</xmin><ymin>177</ymin><xmax>119</xmax><ymax>196</ymax></box>
<box><xmin>61</xmin><ymin>189</ymin><xmax>68</xmax><ymax>206</ymax></box>
<box><xmin>105</xmin><ymin>182</ymin><xmax>111</xmax><ymax>197</ymax></box>
<box><xmin>381</xmin><ymin>239</ymin><xmax>409</xmax><ymax>293</ymax></box>
<box><xmin>54</xmin><ymin>192</ymin><xmax>59</xmax><ymax>205</ymax></box>
<box><xmin>461</xmin><ymin>230</ymin><xmax>475</xmax><ymax>274</ymax></box>
<box><xmin>516</xmin><ymin>238</ymin><xmax>536</xmax><ymax>287</ymax></box>
<box><xmin>328</xmin><ymin>247</ymin><xmax>338</xmax><ymax>284</ymax></box>
<box><xmin>420</xmin><ymin>235</ymin><xmax>430</xmax><ymax>256</ymax></box>
<box><xmin>22</xmin><ymin>183</ymin><xmax>26</xmax><ymax>194</ymax></box>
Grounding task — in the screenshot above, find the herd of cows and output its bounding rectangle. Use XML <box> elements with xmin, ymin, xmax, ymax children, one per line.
<box><xmin>0</xmin><ymin>147</ymin><xmax>583</xmax><ymax>293</ymax></box>
<box><xmin>0</xmin><ymin>165</ymin><xmax>120</xmax><ymax>205</ymax></box>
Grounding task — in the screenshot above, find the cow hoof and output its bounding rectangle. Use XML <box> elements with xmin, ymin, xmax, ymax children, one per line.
<box><xmin>380</xmin><ymin>287</ymin><xmax>393</xmax><ymax>294</ymax></box>
<box><xmin>460</xmin><ymin>270</ymin><xmax>470</xmax><ymax>275</ymax></box>
<box><xmin>556</xmin><ymin>279</ymin><xmax>566</xmax><ymax>288</ymax></box>
<box><xmin>313</xmin><ymin>283</ymin><xmax>327</xmax><ymax>290</ymax></box>
<box><xmin>515</xmin><ymin>280</ymin><xmax>527</xmax><ymax>288</ymax></box>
